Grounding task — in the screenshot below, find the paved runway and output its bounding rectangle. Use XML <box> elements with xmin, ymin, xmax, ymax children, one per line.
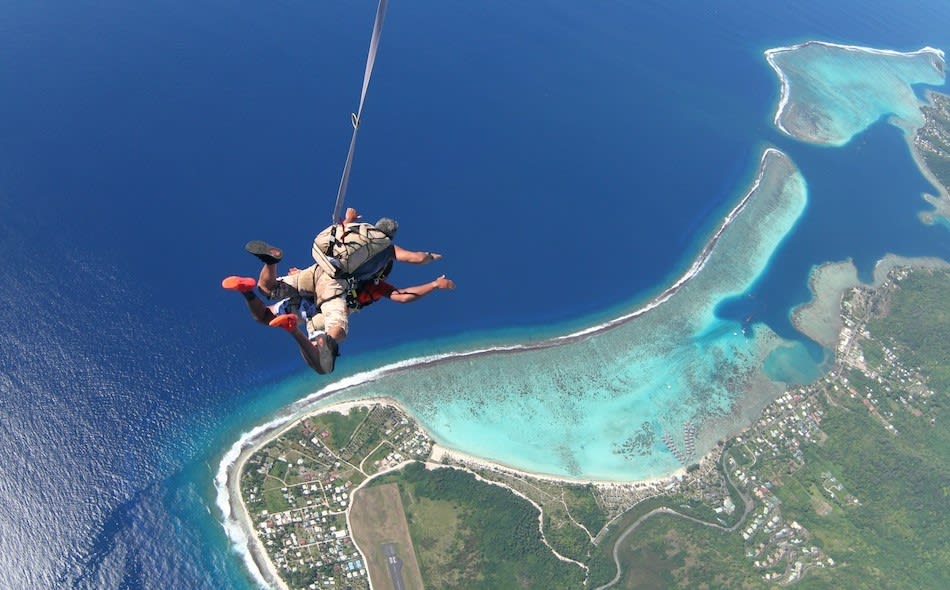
<box><xmin>383</xmin><ymin>543</ymin><xmax>405</xmax><ymax>590</ymax></box>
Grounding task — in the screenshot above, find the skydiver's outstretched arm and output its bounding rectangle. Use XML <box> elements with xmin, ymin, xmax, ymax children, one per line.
<box><xmin>394</xmin><ymin>244</ymin><xmax>442</xmax><ymax>264</ymax></box>
<box><xmin>343</xmin><ymin>207</ymin><xmax>439</xmax><ymax>264</ymax></box>
<box><xmin>388</xmin><ymin>275</ymin><xmax>455</xmax><ymax>303</ymax></box>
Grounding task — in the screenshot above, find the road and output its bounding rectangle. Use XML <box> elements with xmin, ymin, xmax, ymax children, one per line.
<box><xmin>593</xmin><ymin>448</ymin><xmax>753</xmax><ymax>590</ymax></box>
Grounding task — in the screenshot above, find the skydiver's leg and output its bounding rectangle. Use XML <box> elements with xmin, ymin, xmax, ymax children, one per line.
<box><xmin>319</xmin><ymin>297</ymin><xmax>348</xmax><ymax>344</ymax></box>
<box><xmin>269</xmin><ymin>313</ymin><xmax>333</xmax><ymax>374</ymax></box>
<box><xmin>245</xmin><ymin>240</ymin><xmax>283</xmax><ymax>297</ymax></box>
<box><xmin>257</xmin><ymin>263</ymin><xmax>279</xmax><ymax>297</ymax></box>
<box><xmin>287</xmin><ymin>329</ymin><xmax>328</xmax><ymax>374</ymax></box>
<box><xmin>314</xmin><ymin>273</ymin><xmax>349</xmax><ymax>344</ymax></box>
<box><xmin>222</xmin><ymin>276</ymin><xmax>275</xmax><ymax>325</ymax></box>
<box><xmin>242</xmin><ymin>289</ymin><xmax>277</xmax><ymax>324</ymax></box>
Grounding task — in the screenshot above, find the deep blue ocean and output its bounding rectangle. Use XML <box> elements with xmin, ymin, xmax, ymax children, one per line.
<box><xmin>3</xmin><ymin>1</ymin><xmax>950</xmax><ymax>588</ymax></box>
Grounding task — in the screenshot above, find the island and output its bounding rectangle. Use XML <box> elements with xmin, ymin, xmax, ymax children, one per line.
<box><xmin>225</xmin><ymin>52</ymin><xmax>950</xmax><ymax>589</ymax></box>
<box><xmin>234</xmin><ymin>262</ymin><xmax>949</xmax><ymax>589</ymax></box>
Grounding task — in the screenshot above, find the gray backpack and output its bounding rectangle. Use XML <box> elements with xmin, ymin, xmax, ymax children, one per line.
<box><xmin>311</xmin><ymin>222</ymin><xmax>395</xmax><ymax>282</ymax></box>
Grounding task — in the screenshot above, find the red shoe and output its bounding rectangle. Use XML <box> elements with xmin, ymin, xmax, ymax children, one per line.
<box><xmin>269</xmin><ymin>314</ymin><xmax>298</xmax><ymax>332</ymax></box>
<box><xmin>222</xmin><ymin>276</ymin><xmax>257</xmax><ymax>292</ymax></box>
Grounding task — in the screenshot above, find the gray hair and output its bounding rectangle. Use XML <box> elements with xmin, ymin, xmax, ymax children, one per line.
<box><xmin>375</xmin><ymin>217</ymin><xmax>398</xmax><ymax>238</ymax></box>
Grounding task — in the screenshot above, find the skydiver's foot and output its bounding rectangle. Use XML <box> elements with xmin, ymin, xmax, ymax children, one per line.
<box><xmin>221</xmin><ymin>276</ymin><xmax>257</xmax><ymax>292</ymax></box>
<box><xmin>313</xmin><ymin>333</ymin><xmax>339</xmax><ymax>374</ymax></box>
<box><xmin>268</xmin><ymin>314</ymin><xmax>298</xmax><ymax>332</ymax></box>
<box><xmin>245</xmin><ymin>240</ymin><xmax>283</xmax><ymax>265</ymax></box>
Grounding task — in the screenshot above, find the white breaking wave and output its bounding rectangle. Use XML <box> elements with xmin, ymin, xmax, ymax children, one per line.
<box><xmin>213</xmin><ymin>147</ymin><xmax>789</xmax><ymax>585</ymax></box>
<box><xmin>765</xmin><ymin>41</ymin><xmax>946</xmax><ymax>139</ymax></box>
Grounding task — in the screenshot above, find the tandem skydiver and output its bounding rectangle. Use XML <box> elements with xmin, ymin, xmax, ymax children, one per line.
<box><xmin>222</xmin><ymin>208</ymin><xmax>455</xmax><ymax>374</ymax></box>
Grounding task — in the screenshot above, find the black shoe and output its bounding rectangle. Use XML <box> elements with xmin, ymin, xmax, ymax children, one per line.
<box><xmin>314</xmin><ymin>334</ymin><xmax>339</xmax><ymax>374</ymax></box>
<box><xmin>245</xmin><ymin>240</ymin><xmax>283</xmax><ymax>265</ymax></box>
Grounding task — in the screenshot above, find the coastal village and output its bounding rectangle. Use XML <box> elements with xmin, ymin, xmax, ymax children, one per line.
<box><xmin>239</xmin><ymin>267</ymin><xmax>943</xmax><ymax>589</ymax></box>
<box><xmin>239</xmin><ymin>404</ymin><xmax>433</xmax><ymax>589</ymax></box>
<box><xmin>230</xmin><ymin>46</ymin><xmax>950</xmax><ymax>590</ymax></box>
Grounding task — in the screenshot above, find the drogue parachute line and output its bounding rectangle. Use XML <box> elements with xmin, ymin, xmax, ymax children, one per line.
<box><xmin>215</xmin><ymin>147</ymin><xmax>805</xmax><ymax>579</ymax></box>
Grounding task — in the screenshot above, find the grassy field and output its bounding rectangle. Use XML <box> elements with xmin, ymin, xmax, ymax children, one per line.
<box><xmin>401</xmin><ymin>494</ymin><xmax>465</xmax><ymax>588</ymax></box>
<box><xmin>309</xmin><ymin>407</ymin><xmax>370</xmax><ymax>451</ymax></box>
<box><xmin>349</xmin><ymin>483</ymin><xmax>425</xmax><ymax>590</ymax></box>
<box><xmin>373</xmin><ymin>463</ymin><xmax>587</xmax><ymax>590</ymax></box>
<box><xmin>587</xmin><ymin>269</ymin><xmax>950</xmax><ymax>589</ymax></box>
<box><xmin>612</xmin><ymin>517</ymin><xmax>763</xmax><ymax>590</ymax></box>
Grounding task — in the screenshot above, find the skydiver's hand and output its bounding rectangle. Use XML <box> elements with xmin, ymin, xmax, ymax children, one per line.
<box><xmin>344</xmin><ymin>208</ymin><xmax>361</xmax><ymax>223</ymax></box>
<box><xmin>433</xmin><ymin>275</ymin><xmax>455</xmax><ymax>290</ymax></box>
<box><xmin>424</xmin><ymin>252</ymin><xmax>443</xmax><ymax>264</ymax></box>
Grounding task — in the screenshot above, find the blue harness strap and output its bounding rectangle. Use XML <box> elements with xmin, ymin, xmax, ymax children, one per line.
<box><xmin>331</xmin><ymin>0</ymin><xmax>389</xmax><ymax>223</ymax></box>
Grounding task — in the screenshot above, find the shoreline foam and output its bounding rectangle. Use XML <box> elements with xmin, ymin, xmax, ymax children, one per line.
<box><xmin>224</xmin><ymin>396</ymin><xmax>688</xmax><ymax>588</ymax></box>
<box><xmin>218</xmin><ymin>39</ymin><xmax>950</xmax><ymax>589</ymax></box>
<box><xmin>765</xmin><ymin>41</ymin><xmax>945</xmax><ymax>145</ymax></box>
<box><xmin>215</xmin><ymin>147</ymin><xmax>804</xmax><ymax>585</ymax></box>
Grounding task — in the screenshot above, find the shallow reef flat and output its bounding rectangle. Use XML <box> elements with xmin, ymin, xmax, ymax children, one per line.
<box><xmin>766</xmin><ymin>41</ymin><xmax>946</xmax><ymax>146</ymax></box>
<box><xmin>791</xmin><ymin>260</ymin><xmax>861</xmax><ymax>350</ymax></box>
<box><xmin>330</xmin><ymin>149</ymin><xmax>809</xmax><ymax>481</ymax></box>
<box><xmin>792</xmin><ymin>255</ymin><xmax>950</xmax><ymax>352</ymax></box>
<box><xmin>914</xmin><ymin>90</ymin><xmax>950</xmax><ymax>226</ymax></box>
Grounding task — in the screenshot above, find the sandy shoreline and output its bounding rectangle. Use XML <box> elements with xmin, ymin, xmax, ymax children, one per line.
<box><xmin>217</xmin><ymin>148</ymin><xmax>792</xmax><ymax>587</ymax></box>
<box><xmin>428</xmin><ymin>443</ymin><xmax>686</xmax><ymax>489</ymax></box>
<box><xmin>225</xmin><ymin>396</ymin><xmax>690</xmax><ymax>588</ymax></box>
<box><xmin>765</xmin><ymin>41</ymin><xmax>945</xmax><ymax>141</ymax></box>
<box><xmin>220</xmin><ymin>143</ymin><xmax>939</xmax><ymax>587</ymax></box>
<box><xmin>222</xmin><ymin>397</ymin><xmax>398</xmax><ymax>589</ymax></box>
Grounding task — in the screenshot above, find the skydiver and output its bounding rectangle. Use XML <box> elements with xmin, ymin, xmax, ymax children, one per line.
<box><xmin>222</xmin><ymin>209</ymin><xmax>454</xmax><ymax>374</ymax></box>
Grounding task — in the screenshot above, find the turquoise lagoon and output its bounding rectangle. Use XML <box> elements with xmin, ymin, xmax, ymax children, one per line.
<box><xmin>271</xmin><ymin>149</ymin><xmax>810</xmax><ymax>481</ymax></box>
<box><xmin>767</xmin><ymin>42</ymin><xmax>946</xmax><ymax>146</ymax></box>
<box><xmin>230</xmin><ymin>43</ymin><xmax>949</xmax><ymax>480</ymax></box>
<box><xmin>217</xmin><ymin>42</ymin><xmax>950</xmax><ymax>583</ymax></box>
<box><xmin>217</xmin><ymin>156</ymin><xmax>811</xmax><ymax>590</ymax></box>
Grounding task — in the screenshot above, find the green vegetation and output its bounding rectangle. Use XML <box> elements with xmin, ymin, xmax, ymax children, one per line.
<box><xmin>268</xmin><ymin>457</ymin><xmax>289</xmax><ymax>482</ymax></box>
<box><xmin>774</xmin><ymin>384</ymin><xmax>949</xmax><ymax>589</ymax></box>
<box><xmin>239</xmin><ymin>403</ymin><xmax>432</xmax><ymax>590</ymax></box>
<box><xmin>586</xmin><ymin>268</ymin><xmax>950</xmax><ymax>589</ymax></box>
<box><xmin>869</xmin><ymin>269</ymin><xmax>950</xmax><ymax>395</ymax></box>
<box><xmin>562</xmin><ymin>483</ymin><xmax>608</xmax><ymax>533</ymax></box>
<box><xmin>587</xmin><ymin>496</ymin><xmax>685</xmax><ymax>587</ymax></box>
<box><xmin>374</xmin><ymin>463</ymin><xmax>586</xmax><ymax>589</ymax></box>
<box><xmin>262</xmin><ymin>487</ymin><xmax>291</xmax><ymax>513</ymax></box>
<box><xmin>308</xmin><ymin>407</ymin><xmax>369</xmax><ymax>450</ymax></box>
<box><xmin>400</xmin><ymin>495</ymin><xmax>465</xmax><ymax>587</ymax></box>
<box><xmin>455</xmin><ymin>464</ymin><xmax>608</xmax><ymax>556</ymax></box>
<box><xmin>917</xmin><ymin>92</ymin><xmax>950</xmax><ymax>188</ymax></box>
<box><xmin>610</xmin><ymin>516</ymin><xmax>762</xmax><ymax>590</ymax></box>
<box><xmin>543</xmin><ymin>508</ymin><xmax>590</xmax><ymax>562</ymax></box>
<box><xmin>362</xmin><ymin>441</ymin><xmax>393</xmax><ymax>475</ymax></box>
<box><xmin>859</xmin><ymin>338</ymin><xmax>885</xmax><ymax>368</ymax></box>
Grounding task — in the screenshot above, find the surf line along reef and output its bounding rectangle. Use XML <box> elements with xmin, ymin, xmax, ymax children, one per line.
<box><xmin>216</xmin><ymin>41</ymin><xmax>949</xmax><ymax>589</ymax></box>
<box><xmin>227</xmin><ymin>256</ymin><xmax>950</xmax><ymax>589</ymax></box>
<box><xmin>294</xmin><ymin>44</ymin><xmax>950</xmax><ymax>483</ymax></box>
<box><xmin>218</xmin><ymin>143</ymin><xmax>812</xmax><ymax>587</ymax></box>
